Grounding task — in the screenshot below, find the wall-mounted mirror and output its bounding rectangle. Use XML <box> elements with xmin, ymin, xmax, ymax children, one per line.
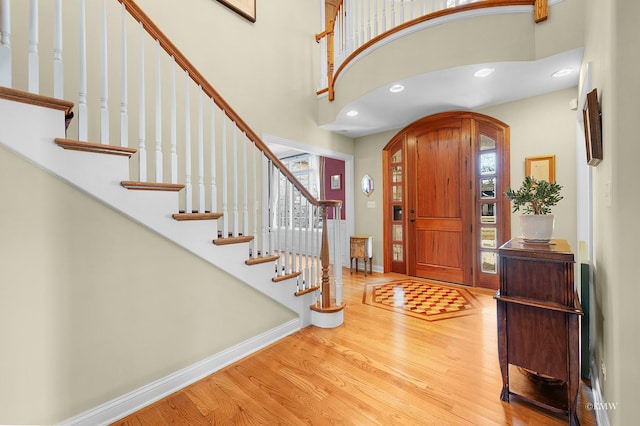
<box><xmin>361</xmin><ymin>174</ymin><xmax>374</xmax><ymax>196</ymax></box>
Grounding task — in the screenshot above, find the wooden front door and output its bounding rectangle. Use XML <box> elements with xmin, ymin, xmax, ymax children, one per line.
<box><xmin>383</xmin><ymin>112</ymin><xmax>510</xmax><ymax>289</ymax></box>
<box><xmin>406</xmin><ymin>116</ymin><xmax>472</xmax><ymax>284</ymax></box>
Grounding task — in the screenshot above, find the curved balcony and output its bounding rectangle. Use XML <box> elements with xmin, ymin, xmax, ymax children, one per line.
<box><xmin>316</xmin><ymin>0</ymin><xmax>584</xmax><ymax>138</ymax></box>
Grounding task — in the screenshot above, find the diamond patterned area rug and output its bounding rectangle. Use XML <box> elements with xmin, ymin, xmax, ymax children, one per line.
<box><xmin>363</xmin><ymin>280</ymin><xmax>477</xmax><ymax>321</ymax></box>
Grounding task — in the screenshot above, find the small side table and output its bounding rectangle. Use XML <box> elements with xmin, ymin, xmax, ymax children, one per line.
<box><xmin>350</xmin><ymin>234</ymin><xmax>372</xmax><ymax>276</ymax></box>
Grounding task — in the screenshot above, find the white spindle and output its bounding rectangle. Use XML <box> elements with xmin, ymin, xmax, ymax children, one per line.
<box><xmin>232</xmin><ymin>123</ymin><xmax>239</xmax><ymax>237</ymax></box>
<box><xmin>242</xmin><ymin>132</ymin><xmax>249</xmax><ymax>238</ymax></box>
<box><xmin>155</xmin><ymin>40</ymin><xmax>162</xmax><ymax>181</ymax></box>
<box><xmin>252</xmin><ymin>144</ymin><xmax>258</xmax><ymax>258</ymax></box>
<box><xmin>221</xmin><ymin>112</ymin><xmax>228</xmax><ymax>238</ymax></box>
<box><xmin>334</xmin><ymin>205</ymin><xmax>343</xmax><ymax>305</ymax></box>
<box><xmin>382</xmin><ymin>0</ymin><xmax>387</xmax><ymax>33</ymax></box>
<box><xmin>100</xmin><ymin>0</ymin><xmax>108</xmax><ymax>144</ymax></box>
<box><xmin>119</xmin><ymin>2</ymin><xmax>128</xmax><ymax>147</ymax></box>
<box><xmin>197</xmin><ymin>87</ymin><xmax>205</xmax><ymax>211</ymax></box>
<box><xmin>421</xmin><ymin>0</ymin><xmax>427</xmax><ymax>15</ymax></box>
<box><xmin>391</xmin><ymin>0</ymin><xmax>396</xmax><ymax>28</ymax></box>
<box><xmin>262</xmin><ymin>155</ymin><xmax>271</xmax><ymax>258</ymax></box>
<box><xmin>53</xmin><ymin>0</ymin><xmax>62</xmax><ymax>98</ymax></box>
<box><xmin>28</xmin><ymin>0</ymin><xmax>39</xmax><ymax>93</ymax></box>
<box><xmin>137</xmin><ymin>22</ymin><xmax>146</xmax><ymax>179</ymax></box>
<box><xmin>170</xmin><ymin>57</ymin><xmax>177</xmax><ymax>182</ymax></box>
<box><xmin>184</xmin><ymin>71</ymin><xmax>192</xmax><ymax>213</ymax></box>
<box><xmin>0</xmin><ymin>0</ymin><xmax>12</xmax><ymax>87</ymax></box>
<box><xmin>366</xmin><ymin>0</ymin><xmax>371</xmax><ymax>41</ymax></box>
<box><xmin>78</xmin><ymin>0</ymin><xmax>88</xmax><ymax>141</ymax></box>
<box><xmin>210</xmin><ymin>98</ymin><xmax>218</xmax><ymax>239</ymax></box>
<box><xmin>284</xmin><ymin>179</ymin><xmax>290</xmax><ymax>273</ymax></box>
<box><xmin>373</xmin><ymin>0</ymin><xmax>378</xmax><ymax>37</ymax></box>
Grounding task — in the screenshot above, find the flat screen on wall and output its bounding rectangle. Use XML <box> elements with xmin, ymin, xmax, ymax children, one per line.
<box><xmin>583</xmin><ymin>88</ymin><xmax>603</xmax><ymax>166</ymax></box>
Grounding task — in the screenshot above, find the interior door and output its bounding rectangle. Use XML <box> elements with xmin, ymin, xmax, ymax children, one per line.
<box><xmin>407</xmin><ymin>117</ymin><xmax>472</xmax><ymax>284</ymax></box>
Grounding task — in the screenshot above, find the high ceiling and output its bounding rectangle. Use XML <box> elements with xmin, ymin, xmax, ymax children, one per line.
<box><xmin>319</xmin><ymin>47</ymin><xmax>584</xmax><ymax>139</ymax></box>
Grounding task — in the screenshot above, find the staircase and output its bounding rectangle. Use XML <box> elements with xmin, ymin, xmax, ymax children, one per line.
<box><xmin>0</xmin><ymin>0</ymin><xmax>346</xmax><ymax>326</ymax></box>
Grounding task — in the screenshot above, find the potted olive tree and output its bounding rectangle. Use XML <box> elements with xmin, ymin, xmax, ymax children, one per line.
<box><xmin>505</xmin><ymin>176</ymin><xmax>563</xmax><ymax>242</ymax></box>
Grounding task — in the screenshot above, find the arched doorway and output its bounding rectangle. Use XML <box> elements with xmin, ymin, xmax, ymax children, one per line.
<box><xmin>382</xmin><ymin>112</ymin><xmax>510</xmax><ymax>289</ymax></box>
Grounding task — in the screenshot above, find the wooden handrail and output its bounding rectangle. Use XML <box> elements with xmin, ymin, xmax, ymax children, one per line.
<box><xmin>316</xmin><ymin>0</ymin><xmax>548</xmax><ymax>101</ymax></box>
<box><xmin>118</xmin><ymin>0</ymin><xmax>320</xmax><ymax>205</ymax></box>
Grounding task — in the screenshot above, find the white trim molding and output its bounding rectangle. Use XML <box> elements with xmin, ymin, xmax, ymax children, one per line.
<box><xmin>58</xmin><ymin>319</ymin><xmax>301</xmax><ymax>426</ymax></box>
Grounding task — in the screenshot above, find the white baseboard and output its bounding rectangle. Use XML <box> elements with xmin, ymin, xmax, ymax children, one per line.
<box><xmin>59</xmin><ymin>319</ymin><xmax>301</xmax><ymax>426</ymax></box>
<box><xmin>590</xmin><ymin>357</ymin><xmax>611</xmax><ymax>426</ymax></box>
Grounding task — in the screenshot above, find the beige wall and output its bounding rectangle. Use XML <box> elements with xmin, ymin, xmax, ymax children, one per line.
<box><xmin>354</xmin><ymin>88</ymin><xmax>579</xmax><ymax>269</ymax></box>
<box><xmin>583</xmin><ymin>0</ymin><xmax>640</xmax><ymax>424</ymax></box>
<box><xmin>0</xmin><ymin>145</ymin><xmax>296</xmax><ymax>423</ymax></box>
<box><xmin>135</xmin><ymin>0</ymin><xmax>354</xmax><ymax>156</ymax></box>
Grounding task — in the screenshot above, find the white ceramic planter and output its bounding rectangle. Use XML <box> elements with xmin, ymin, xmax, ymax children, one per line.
<box><xmin>520</xmin><ymin>214</ymin><xmax>555</xmax><ymax>242</ymax></box>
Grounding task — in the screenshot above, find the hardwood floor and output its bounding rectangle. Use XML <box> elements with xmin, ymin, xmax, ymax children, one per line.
<box><xmin>114</xmin><ymin>270</ymin><xmax>596</xmax><ymax>425</ymax></box>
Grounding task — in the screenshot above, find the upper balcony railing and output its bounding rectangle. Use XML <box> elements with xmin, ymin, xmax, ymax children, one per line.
<box><xmin>316</xmin><ymin>0</ymin><xmax>548</xmax><ymax>101</ymax></box>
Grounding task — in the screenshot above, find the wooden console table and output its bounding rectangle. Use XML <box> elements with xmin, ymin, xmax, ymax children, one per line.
<box><xmin>494</xmin><ymin>238</ymin><xmax>583</xmax><ymax>426</ymax></box>
<box><xmin>350</xmin><ymin>234</ymin><xmax>372</xmax><ymax>276</ymax></box>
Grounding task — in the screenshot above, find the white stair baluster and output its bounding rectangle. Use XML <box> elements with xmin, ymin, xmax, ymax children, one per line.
<box><xmin>381</xmin><ymin>0</ymin><xmax>387</xmax><ymax>33</ymax></box>
<box><xmin>100</xmin><ymin>0</ymin><xmax>108</xmax><ymax>144</ymax></box>
<box><xmin>366</xmin><ymin>0</ymin><xmax>371</xmax><ymax>41</ymax></box>
<box><xmin>0</xmin><ymin>0</ymin><xmax>12</xmax><ymax>88</ymax></box>
<box><xmin>170</xmin><ymin>57</ymin><xmax>177</xmax><ymax>183</ymax></box>
<box><xmin>119</xmin><ymin>2</ymin><xmax>128</xmax><ymax>147</ymax></box>
<box><xmin>78</xmin><ymin>0</ymin><xmax>88</xmax><ymax>141</ymax></box>
<box><xmin>210</xmin><ymin>98</ymin><xmax>218</xmax><ymax>239</ymax></box>
<box><xmin>232</xmin><ymin>122</ymin><xmax>238</xmax><ymax>237</ymax></box>
<box><xmin>262</xmin><ymin>155</ymin><xmax>271</xmax><ymax>258</ymax></box>
<box><xmin>373</xmin><ymin>0</ymin><xmax>378</xmax><ymax>37</ymax></box>
<box><xmin>53</xmin><ymin>0</ymin><xmax>62</xmax><ymax>98</ymax></box>
<box><xmin>28</xmin><ymin>0</ymin><xmax>38</xmax><ymax>94</ymax></box>
<box><xmin>334</xmin><ymin>204</ymin><xmax>343</xmax><ymax>305</ymax></box>
<box><xmin>184</xmin><ymin>71</ymin><xmax>192</xmax><ymax>213</ymax></box>
<box><xmin>242</xmin><ymin>132</ymin><xmax>249</xmax><ymax>239</ymax></box>
<box><xmin>197</xmin><ymin>86</ymin><xmax>204</xmax><ymax>211</ymax></box>
<box><xmin>137</xmin><ymin>22</ymin><xmax>146</xmax><ymax>179</ymax></box>
<box><xmin>154</xmin><ymin>40</ymin><xmax>162</xmax><ymax>181</ymax></box>
<box><xmin>252</xmin><ymin>142</ymin><xmax>258</xmax><ymax>258</ymax></box>
<box><xmin>221</xmin><ymin>112</ymin><xmax>228</xmax><ymax>238</ymax></box>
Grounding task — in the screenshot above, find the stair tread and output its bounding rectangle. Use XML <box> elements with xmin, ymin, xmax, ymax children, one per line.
<box><xmin>245</xmin><ymin>255</ymin><xmax>280</xmax><ymax>266</ymax></box>
<box><xmin>173</xmin><ymin>212</ymin><xmax>223</xmax><ymax>221</ymax></box>
<box><xmin>213</xmin><ymin>235</ymin><xmax>254</xmax><ymax>246</ymax></box>
<box><xmin>272</xmin><ymin>271</ymin><xmax>302</xmax><ymax>283</ymax></box>
<box><xmin>55</xmin><ymin>138</ymin><xmax>137</xmax><ymax>157</ymax></box>
<box><xmin>295</xmin><ymin>285</ymin><xmax>320</xmax><ymax>297</ymax></box>
<box><xmin>121</xmin><ymin>181</ymin><xmax>185</xmax><ymax>191</ymax></box>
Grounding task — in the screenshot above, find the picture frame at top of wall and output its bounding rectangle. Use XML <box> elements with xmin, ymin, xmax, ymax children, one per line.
<box><xmin>217</xmin><ymin>0</ymin><xmax>256</xmax><ymax>23</ymax></box>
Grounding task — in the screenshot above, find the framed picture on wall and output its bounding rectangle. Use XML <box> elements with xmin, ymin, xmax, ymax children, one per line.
<box><xmin>525</xmin><ymin>155</ymin><xmax>556</xmax><ymax>182</ymax></box>
<box><xmin>330</xmin><ymin>174</ymin><xmax>341</xmax><ymax>190</ymax></box>
<box><xmin>217</xmin><ymin>0</ymin><xmax>256</xmax><ymax>22</ymax></box>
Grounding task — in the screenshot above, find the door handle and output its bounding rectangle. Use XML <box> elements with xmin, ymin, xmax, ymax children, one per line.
<box><xmin>410</xmin><ymin>218</ymin><xmax>415</xmax><ymax>222</ymax></box>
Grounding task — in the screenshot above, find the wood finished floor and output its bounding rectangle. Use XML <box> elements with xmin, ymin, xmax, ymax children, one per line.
<box><xmin>114</xmin><ymin>270</ymin><xmax>597</xmax><ymax>425</ymax></box>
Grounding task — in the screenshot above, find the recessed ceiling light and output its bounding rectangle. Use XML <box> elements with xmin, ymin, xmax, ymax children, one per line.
<box><xmin>346</xmin><ymin>110</ymin><xmax>359</xmax><ymax>117</ymax></box>
<box><xmin>552</xmin><ymin>68</ymin><xmax>573</xmax><ymax>78</ymax></box>
<box><xmin>473</xmin><ymin>68</ymin><xmax>495</xmax><ymax>78</ymax></box>
<box><xmin>389</xmin><ymin>84</ymin><xmax>405</xmax><ymax>93</ymax></box>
